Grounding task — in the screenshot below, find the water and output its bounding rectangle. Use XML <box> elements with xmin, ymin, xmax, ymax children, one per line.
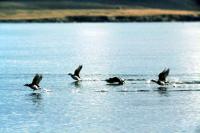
<box><xmin>0</xmin><ymin>23</ymin><xmax>200</xmax><ymax>133</ymax></box>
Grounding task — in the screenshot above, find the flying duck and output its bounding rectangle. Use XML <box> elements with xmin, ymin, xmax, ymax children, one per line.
<box><xmin>24</xmin><ymin>74</ymin><xmax>43</xmax><ymax>90</ymax></box>
<box><xmin>106</xmin><ymin>77</ymin><xmax>125</xmax><ymax>85</ymax></box>
<box><xmin>68</xmin><ymin>65</ymin><xmax>83</xmax><ymax>81</ymax></box>
<box><xmin>151</xmin><ymin>68</ymin><xmax>170</xmax><ymax>86</ymax></box>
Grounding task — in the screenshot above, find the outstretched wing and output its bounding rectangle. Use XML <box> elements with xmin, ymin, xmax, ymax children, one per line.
<box><xmin>158</xmin><ymin>68</ymin><xmax>170</xmax><ymax>81</ymax></box>
<box><xmin>32</xmin><ymin>74</ymin><xmax>40</xmax><ymax>85</ymax></box>
<box><xmin>36</xmin><ymin>74</ymin><xmax>43</xmax><ymax>86</ymax></box>
<box><xmin>74</xmin><ymin>65</ymin><xmax>82</xmax><ymax>78</ymax></box>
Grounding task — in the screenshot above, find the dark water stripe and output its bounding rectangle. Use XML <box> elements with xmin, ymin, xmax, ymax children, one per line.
<box><xmin>82</xmin><ymin>79</ymin><xmax>142</xmax><ymax>81</ymax></box>
<box><xmin>174</xmin><ymin>81</ymin><xmax>200</xmax><ymax>84</ymax></box>
<box><xmin>168</xmin><ymin>89</ymin><xmax>200</xmax><ymax>92</ymax></box>
<box><xmin>115</xmin><ymin>89</ymin><xmax>200</xmax><ymax>93</ymax></box>
<box><xmin>95</xmin><ymin>90</ymin><xmax>109</xmax><ymax>92</ymax></box>
<box><xmin>125</xmin><ymin>79</ymin><xmax>146</xmax><ymax>81</ymax></box>
<box><xmin>117</xmin><ymin>90</ymin><xmax>150</xmax><ymax>92</ymax></box>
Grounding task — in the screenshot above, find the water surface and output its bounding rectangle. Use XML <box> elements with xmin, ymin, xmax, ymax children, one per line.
<box><xmin>0</xmin><ymin>23</ymin><xmax>200</xmax><ymax>133</ymax></box>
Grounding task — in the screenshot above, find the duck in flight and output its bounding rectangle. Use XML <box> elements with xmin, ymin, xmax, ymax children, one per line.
<box><xmin>24</xmin><ymin>74</ymin><xmax>43</xmax><ymax>90</ymax></box>
<box><xmin>151</xmin><ymin>68</ymin><xmax>170</xmax><ymax>86</ymax></box>
<box><xmin>106</xmin><ymin>77</ymin><xmax>125</xmax><ymax>85</ymax></box>
<box><xmin>68</xmin><ymin>65</ymin><xmax>83</xmax><ymax>81</ymax></box>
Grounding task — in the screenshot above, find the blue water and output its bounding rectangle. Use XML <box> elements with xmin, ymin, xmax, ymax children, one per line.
<box><xmin>0</xmin><ymin>23</ymin><xmax>200</xmax><ymax>133</ymax></box>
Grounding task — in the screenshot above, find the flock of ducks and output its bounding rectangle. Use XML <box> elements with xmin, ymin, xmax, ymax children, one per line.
<box><xmin>24</xmin><ymin>65</ymin><xmax>170</xmax><ymax>91</ymax></box>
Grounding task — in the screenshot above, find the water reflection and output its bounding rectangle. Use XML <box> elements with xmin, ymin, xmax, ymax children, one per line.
<box><xmin>28</xmin><ymin>92</ymin><xmax>42</xmax><ymax>105</ymax></box>
<box><xmin>71</xmin><ymin>81</ymin><xmax>82</xmax><ymax>88</ymax></box>
<box><xmin>156</xmin><ymin>87</ymin><xmax>169</xmax><ymax>96</ymax></box>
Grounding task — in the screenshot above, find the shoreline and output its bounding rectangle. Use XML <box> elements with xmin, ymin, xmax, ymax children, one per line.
<box><xmin>0</xmin><ymin>14</ymin><xmax>200</xmax><ymax>23</ymax></box>
<box><xmin>0</xmin><ymin>9</ymin><xmax>199</xmax><ymax>23</ymax></box>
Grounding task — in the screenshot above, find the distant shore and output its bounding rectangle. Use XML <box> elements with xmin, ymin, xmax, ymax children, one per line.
<box><xmin>1</xmin><ymin>15</ymin><xmax>200</xmax><ymax>22</ymax></box>
<box><xmin>0</xmin><ymin>9</ymin><xmax>200</xmax><ymax>22</ymax></box>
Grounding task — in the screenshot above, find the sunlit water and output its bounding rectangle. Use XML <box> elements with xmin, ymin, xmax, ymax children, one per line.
<box><xmin>0</xmin><ymin>23</ymin><xmax>200</xmax><ymax>133</ymax></box>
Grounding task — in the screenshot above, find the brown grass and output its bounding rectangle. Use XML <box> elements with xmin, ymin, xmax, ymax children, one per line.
<box><xmin>0</xmin><ymin>9</ymin><xmax>199</xmax><ymax>20</ymax></box>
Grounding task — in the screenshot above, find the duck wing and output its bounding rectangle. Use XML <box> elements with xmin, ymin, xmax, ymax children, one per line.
<box><xmin>158</xmin><ymin>68</ymin><xmax>170</xmax><ymax>81</ymax></box>
<box><xmin>32</xmin><ymin>74</ymin><xmax>40</xmax><ymax>85</ymax></box>
<box><xmin>74</xmin><ymin>65</ymin><xmax>82</xmax><ymax>78</ymax></box>
<box><xmin>36</xmin><ymin>74</ymin><xmax>43</xmax><ymax>86</ymax></box>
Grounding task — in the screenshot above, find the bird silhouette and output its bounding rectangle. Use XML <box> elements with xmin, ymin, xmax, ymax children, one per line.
<box><xmin>24</xmin><ymin>74</ymin><xmax>43</xmax><ymax>90</ymax></box>
<box><xmin>68</xmin><ymin>65</ymin><xmax>83</xmax><ymax>81</ymax></box>
<box><xmin>151</xmin><ymin>68</ymin><xmax>170</xmax><ymax>86</ymax></box>
<box><xmin>106</xmin><ymin>77</ymin><xmax>125</xmax><ymax>85</ymax></box>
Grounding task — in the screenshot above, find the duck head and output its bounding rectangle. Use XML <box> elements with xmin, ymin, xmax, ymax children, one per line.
<box><xmin>68</xmin><ymin>73</ymin><xmax>73</xmax><ymax>76</ymax></box>
<box><xmin>24</xmin><ymin>84</ymin><xmax>29</xmax><ymax>87</ymax></box>
<box><xmin>151</xmin><ymin>79</ymin><xmax>157</xmax><ymax>83</ymax></box>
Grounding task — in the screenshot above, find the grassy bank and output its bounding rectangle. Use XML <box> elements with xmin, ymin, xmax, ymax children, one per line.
<box><xmin>0</xmin><ymin>0</ymin><xmax>200</xmax><ymax>22</ymax></box>
<box><xmin>0</xmin><ymin>9</ymin><xmax>199</xmax><ymax>22</ymax></box>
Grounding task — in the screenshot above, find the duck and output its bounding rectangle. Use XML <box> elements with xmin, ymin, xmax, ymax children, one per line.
<box><xmin>68</xmin><ymin>65</ymin><xmax>83</xmax><ymax>81</ymax></box>
<box><xmin>24</xmin><ymin>74</ymin><xmax>43</xmax><ymax>90</ymax></box>
<box><xmin>151</xmin><ymin>68</ymin><xmax>170</xmax><ymax>86</ymax></box>
<box><xmin>106</xmin><ymin>77</ymin><xmax>125</xmax><ymax>85</ymax></box>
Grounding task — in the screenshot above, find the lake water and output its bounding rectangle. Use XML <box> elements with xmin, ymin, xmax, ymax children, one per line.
<box><xmin>0</xmin><ymin>23</ymin><xmax>200</xmax><ymax>133</ymax></box>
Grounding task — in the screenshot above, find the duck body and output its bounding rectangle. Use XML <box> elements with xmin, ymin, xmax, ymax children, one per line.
<box><xmin>151</xmin><ymin>80</ymin><xmax>168</xmax><ymax>86</ymax></box>
<box><xmin>106</xmin><ymin>77</ymin><xmax>125</xmax><ymax>85</ymax></box>
<box><xmin>24</xmin><ymin>74</ymin><xmax>43</xmax><ymax>91</ymax></box>
<box><xmin>68</xmin><ymin>65</ymin><xmax>82</xmax><ymax>81</ymax></box>
<box><xmin>68</xmin><ymin>73</ymin><xmax>81</xmax><ymax>81</ymax></box>
<box><xmin>151</xmin><ymin>68</ymin><xmax>170</xmax><ymax>86</ymax></box>
<box><xmin>24</xmin><ymin>84</ymin><xmax>40</xmax><ymax>90</ymax></box>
